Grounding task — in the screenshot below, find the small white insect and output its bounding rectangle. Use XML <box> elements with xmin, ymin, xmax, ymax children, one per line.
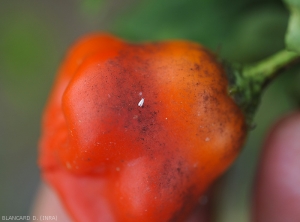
<box><xmin>138</xmin><ymin>98</ymin><xmax>145</xmax><ymax>107</ymax></box>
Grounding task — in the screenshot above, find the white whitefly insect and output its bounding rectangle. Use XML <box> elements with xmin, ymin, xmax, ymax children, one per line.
<box><xmin>138</xmin><ymin>98</ymin><xmax>145</xmax><ymax>107</ymax></box>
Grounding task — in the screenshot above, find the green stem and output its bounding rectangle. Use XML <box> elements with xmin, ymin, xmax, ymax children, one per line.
<box><xmin>243</xmin><ymin>50</ymin><xmax>299</xmax><ymax>86</ymax></box>
<box><xmin>226</xmin><ymin>49</ymin><xmax>300</xmax><ymax>127</ymax></box>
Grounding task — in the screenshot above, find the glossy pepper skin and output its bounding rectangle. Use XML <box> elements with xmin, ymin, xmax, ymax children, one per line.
<box><xmin>39</xmin><ymin>33</ymin><xmax>247</xmax><ymax>222</ymax></box>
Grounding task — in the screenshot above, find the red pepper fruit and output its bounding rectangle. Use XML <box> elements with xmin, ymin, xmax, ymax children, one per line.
<box><xmin>39</xmin><ymin>33</ymin><xmax>247</xmax><ymax>221</ymax></box>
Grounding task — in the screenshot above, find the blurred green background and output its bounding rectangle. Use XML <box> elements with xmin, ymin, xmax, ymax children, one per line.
<box><xmin>0</xmin><ymin>0</ymin><xmax>299</xmax><ymax>221</ymax></box>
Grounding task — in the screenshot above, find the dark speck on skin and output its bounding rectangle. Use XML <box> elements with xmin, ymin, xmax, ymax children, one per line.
<box><xmin>203</xmin><ymin>94</ymin><xmax>209</xmax><ymax>101</ymax></box>
<box><xmin>193</xmin><ymin>63</ymin><xmax>200</xmax><ymax>71</ymax></box>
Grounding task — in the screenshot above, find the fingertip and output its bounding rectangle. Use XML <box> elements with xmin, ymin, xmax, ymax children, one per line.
<box><xmin>253</xmin><ymin>112</ymin><xmax>300</xmax><ymax>222</ymax></box>
<box><xmin>31</xmin><ymin>183</ymin><xmax>71</xmax><ymax>222</ymax></box>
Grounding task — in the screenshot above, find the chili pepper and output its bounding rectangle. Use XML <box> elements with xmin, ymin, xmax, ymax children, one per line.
<box><xmin>39</xmin><ymin>33</ymin><xmax>247</xmax><ymax>222</ymax></box>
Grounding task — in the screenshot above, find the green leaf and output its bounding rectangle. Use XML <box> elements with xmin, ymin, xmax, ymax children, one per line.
<box><xmin>78</xmin><ymin>0</ymin><xmax>105</xmax><ymax>18</ymax></box>
<box><xmin>110</xmin><ymin>0</ymin><xmax>289</xmax><ymax>62</ymax></box>
<box><xmin>110</xmin><ymin>0</ymin><xmax>247</xmax><ymax>46</ymax></box>
<box><xmin>284</xmin><ymin>0</ymin><xmax>300</xmax><ymax>53</ymax></box>
<box><xmin>0</xmin><ymin>10</ymin><xmax>59</xmax><ymax>111</ymax></box>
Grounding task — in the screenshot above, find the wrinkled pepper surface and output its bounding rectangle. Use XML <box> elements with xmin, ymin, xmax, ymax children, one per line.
<box><xmin>39</xmin><ymin>33</ymin><xmax>247</xmax><ymax>221</ymax></box>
